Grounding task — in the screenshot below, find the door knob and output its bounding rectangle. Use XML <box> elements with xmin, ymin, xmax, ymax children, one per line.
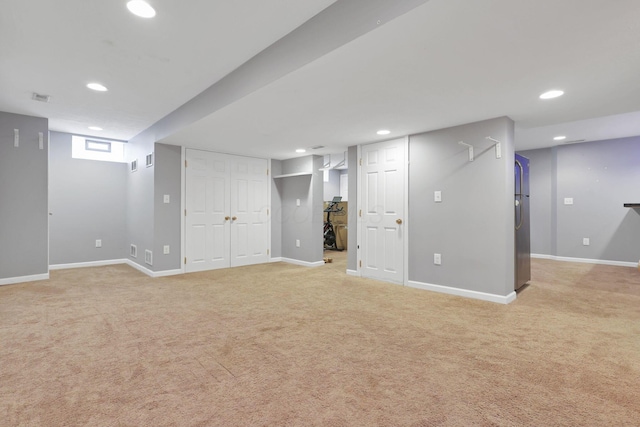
<box><xmin>225</xmin><ymin>216</ymin><xmax>230</xmax><ymax>221</ymax></box>
<box><xmin>396</xmin><ymin>219</ymin><xmax>403</xmax><ymax>225</ymax></box>
<box><xmin>232</xmin><ymin>216</ymin><xmax>237</xmax><ymax>221</ymax></box>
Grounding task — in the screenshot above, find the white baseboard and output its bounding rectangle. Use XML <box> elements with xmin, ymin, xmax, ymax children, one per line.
<box><xmin>531</xmin><ymin>253</ymin><xmax>553</xmax><ymax>260</ymax></box>
<box><xmin>532</xmin><ymin>253</ymin><xmax>637</xmax><ymax>268</ymax></box>
<box><xmin>346</xmin><ymin>269</ymin><xmax>358</xmax><ymax>277</ymax></box>
<box><xmin>152</xmin><ymin>268</ymin><xmax>183</xmax><ymax>277</ymax></box>
<box><xmin>124</xmin><ymin>260</ymin><xmax>183</xmax><ymax>278</ymax></box>
<box><xmin>50</xmin><ymin>259</ymin><xmax>128</xmax><ymax>270</ymax></box>
<box><xmin>281</xmin><ymin>258</ymin><xmax>324</xmax><ymax>268</ymax></box>
<box><xmin>50</xmin><ymin>259</ymin><xmax>183</xmax><ymax>278</ymax></box>
<box><xmin>269</xmin><ymin>257</ymin><xmax>283</xmax><ymax>263</ymax></box>
<box><xmin>0</xmin><ymin>273</ymin><xmax>50</xmax><ymax>286</ymax></box>
<box><xmin>407</xmin><ymin>280</ymin><xmax>517</xmax><ymax>304</ymax></box>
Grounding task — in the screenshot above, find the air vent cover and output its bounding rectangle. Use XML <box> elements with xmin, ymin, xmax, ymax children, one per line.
<box><xmin>145</xmin><ymin>250</ymin><xmax>153</xmax><ymax>266</ymax></box>
<box><xmin>32</xmin><ymin>92</ymin><xmax>50</xmax><ymax>103</ymax></box>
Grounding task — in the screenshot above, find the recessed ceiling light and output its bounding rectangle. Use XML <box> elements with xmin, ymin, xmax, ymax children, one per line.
<box><xmin>539</xmin><ymin>90</ymin><xmax>564</xmax><ymax>99</ymax></box>
<box><xmin>127</xmin><ymin>0</ymin><xmax>156</xmax><ymax>18</ymax></box>
<box><xmin>87</xmin><ymin>83</ymin><xmax>108</xmax><ymax>92</ymax></box>
<box><xmin>296</xmin><ymin>149</ymin><xmax>306</xmax><ymax>153</ymax></box>
<box><xmin>553</xmin><ymin>135</ymin><xmax>566</xmax><ymax>141</ymax></box>
<box><xmin>377</xmin><ymin>130</ymin><xmax>391</xmax><ymax>135</ymax></box>
<box><xmin>89</xmin><ymin>126</ymin><xmax>103</xmax><ymax>131</ymax></box>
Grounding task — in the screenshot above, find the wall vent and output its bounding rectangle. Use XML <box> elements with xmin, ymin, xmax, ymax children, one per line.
<box><xmin>311</xmin><ymin>145</ymin><xmax>325</xmax><ymax>150</ymax></box>
<box><xmin>130</xmin><ymin>244</ymin><xmax>137</xmax><ymax>258</ymax></box>
<box><xmin>145</xmin><ymin>249</ymin><xmax>153</xmax><ymax>266</ymax></box>
<box><xmin>145</xmin><ymin>153</ymin><xmax>153</xmax><ymax>167</ymax></box>
<box><xmin>32</xmin><ymin>92</ymin><xmax>50</xmax><ymax>103</ymax></box>
<box><xmin>563</xmin><ymin>139</ymin><xmax>586</xmax><ymax>145</ymax></box>
<box><xmin>131</xmin><ymin>159</ymin><xmax>138</xmax><ymax>172</ymax></box>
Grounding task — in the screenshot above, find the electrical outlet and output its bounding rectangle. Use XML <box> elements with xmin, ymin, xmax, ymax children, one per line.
<box><xmin>95</xmin><ymin>239</ymin><xmax>102</xmax><ymax>248</ymax></box>
<box><xmin>296</xmin><ymin>239</ymin><xmax>301</xmax><ymax>248</ymax></box>
<box><xmin>296</xmin><ymin>198</ymin><xmax>300</xmax><ymax>207</ymax></box>
<box><xmin>163</xmin><ymin>194</ymin><xmax>170</xmax><ymax>204</ymax></box>
<box><xmin>434</xmin><ymin>191</ymin><xmax>442</xmax><ymax>203</ymax></box>
<box><xmin>583</xmin><ymin>238</ymin><xmax>590</xmax><ymax>246</ymax></box>
<box><xmin>434</xmin><ymin>253</ymin><xmax>441</xmax><ymax>265</ymax></box>
<box><xmin>163</xmin><ymin>245</ymin><xmax>170</xmax><ymax>254</ymax></box>
<box><xmin>564</xmin><ymin>198</ymin><xmax>574</xmax><ymax>205</ymax></box>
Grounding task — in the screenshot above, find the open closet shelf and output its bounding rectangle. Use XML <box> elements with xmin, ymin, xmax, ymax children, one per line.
<box><xmin>273</xmin><ymin>172</ymin><xmax>312</xmax><ymax>179</ymax></box>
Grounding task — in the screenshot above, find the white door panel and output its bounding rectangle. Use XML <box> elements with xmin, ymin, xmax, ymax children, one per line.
<box><xmin>186</xmin><ymin>149</ymin><xmax>268</xmax><ymax>272</ymax></box>
<box><xmin>186</xmin><ymin>149</ymin><xmax>230</xmax><ymax>272</ymax></box>
<box><xmin>230</xmin><ymin>155</ymin><xmax>268</xmax><ymax>267</ymax></box>
<box><xmin>361</xmin><ymin>139</ymin><xmax>406</xmax><ymax>284</ymax></box>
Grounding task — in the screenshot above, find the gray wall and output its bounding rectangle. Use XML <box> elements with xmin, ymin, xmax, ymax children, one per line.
<box><xmin>49</xmin><ymin>132</ymin><xmax>127</xmax><ymax>265</ymax></box>
<box><xmin>408</xmin><ymin>117</ymin><xmax>515</xmax><ymax>296</ymax></box>
<box><xmin>279</xmin><ymin>155</ymin><xmax>324</xmax><ymax>263</ymax></box>
<box><xmin>152</xmin><ymin>143</ymin><xmax>182</xmax><ymax>271</ymax></box>
<box><xmin>520</xmin><ymin>136</ymin><xmax>640</xmax><ymax>263</ymax></box>
<box><xmin>0</xmin><ymin>112</ymin><xmax>49</xmax><ymax>280</ymax></box>
<box><xmin>347</xmin><ymin>145</ymin><xmax>358</xmax><ymax>271</ymax></box>
<box><xmin>516</xmin><ymin>147</ymin><xmax>555</xmax><ymax>255</ymax></box>
<box><xmin>126</xmin><ymin>132</ymin><xmax>155</xmax><ymax>269</ymax></box>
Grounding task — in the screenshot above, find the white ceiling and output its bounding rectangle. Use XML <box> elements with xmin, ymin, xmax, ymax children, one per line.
<box><xmin>0</xmin><ymin>0</ymin><xmax>337</xmax><ymax>140</ymax></box>
<box><xmin>2</xmin><ymin>0</ymin><xmax>640</xmax><ymax>158</ymax></box>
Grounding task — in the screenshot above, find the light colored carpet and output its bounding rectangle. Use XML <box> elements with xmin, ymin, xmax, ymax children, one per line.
<box><xmin>1</xmin><ymin>252</ymin><xmax>639</xmax><ymax>426</ymax></box>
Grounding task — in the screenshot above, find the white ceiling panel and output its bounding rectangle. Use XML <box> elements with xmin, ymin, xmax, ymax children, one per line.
<box><xmin>2</xmin><ymin>0</ymin><xmax>640</xmax><ymax>155</ymax></box>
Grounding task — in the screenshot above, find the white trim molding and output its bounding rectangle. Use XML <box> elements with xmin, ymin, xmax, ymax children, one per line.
<box><xmin>0</xmin><ymin>273</ymin><xmax>50</xmax><ymax>286</ymax></box>
<box><xmin>152</xmin><ymin>269</ymin><xmax>183</xmax><ymax>278</ymax></box>
<box><xmin>532</xmin><ymin>254</ymin><xmax>637</xmax><ymax>268</ymax></box>
<box><xmin>346</xmin><ymin>269</ymin><xmax>359</xmax><ymax>277</ymax></box>
<box><xmin>269</xmin><ymin>257</ymin><xmax>283</xmax><ymax>263</ymax></box>
<box><xmin>50</xmin><ymin>259</ymin><xmax>128</xmax><ymax>270</ymax></box>
<box><xmin>407</xmin><ymin>280</ymin><xmax>517</xmax><ymax>304</ymax></box>
<box><xmin>281</xmin><ymin>258</ymin><xmax>324</xmax><ymax>268</ymax></box>
<box><xmin>125</xmin><ymin>260</ymin><xmax>182</xmax><ymax>278</ymax></box>
<box><xmin>51</xmin><ymin>259</ymin><xmax>183</xmax><ymax>278</ymax></box>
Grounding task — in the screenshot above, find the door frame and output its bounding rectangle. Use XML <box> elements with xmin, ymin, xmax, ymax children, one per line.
<box><xmin>356</xmin><ymin>136</ymin><xmax>409</xmax><ymax>286</ymax></box>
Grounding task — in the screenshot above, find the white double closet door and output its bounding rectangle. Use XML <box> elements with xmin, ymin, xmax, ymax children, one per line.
<box><xmin>185</xmin><ymin>149</ymin><xmax>269</xmax><ymax>273</ymax></box>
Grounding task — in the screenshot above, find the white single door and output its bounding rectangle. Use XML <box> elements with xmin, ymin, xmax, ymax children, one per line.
<box><xmin>360</xmin><ymin>138</ymin><xmax>406</xmax><ymax>284</ymax></box>
<box><xmin>229</xmin><ymin>155</ymin><xmax>269</xmax><ymax>267</ymax></box>
<box><xmin>185</xmin><ymin>149</ymin><xmax>230</xmax><ymax>272</ymax></box>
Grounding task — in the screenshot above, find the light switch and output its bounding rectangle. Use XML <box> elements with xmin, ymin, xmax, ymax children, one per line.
<box><xmin>296</xmin><ymin>198</ymin><xmax>300</xmax><ymax>207</ymax></box>
<box><xmin>434</xmin><ymin>253</ymin><xmax>441</xmax><ymax>265</ymax></box>
<box><xmin>163</xmin><ymin>245</ymin><xmax>170</xmax><ymax>254</ymax></box>
<box><xmin>583</xmin><ymin>238</ymin><xmax>590</xmax><ymax>246</ymax></box>
<box><xmin>434</xmin><ymin>191</ymin><xmax>442</xmax><ymax>203</ymax></box>
<box><xmin>163</xmin><ymin>194</ymin><xmax>170</xmax><ymax>204</ymax></box>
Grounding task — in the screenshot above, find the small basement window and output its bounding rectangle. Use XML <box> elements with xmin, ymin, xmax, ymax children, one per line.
<box><xmin>85</xmin><ymin>139</ymin><xmax>111</xmax><ymax>152</ymax></box>
<box><xmin>72</xmin><ymin>136</ymin><xmax>125</xmax><ymax>163</ymax></box>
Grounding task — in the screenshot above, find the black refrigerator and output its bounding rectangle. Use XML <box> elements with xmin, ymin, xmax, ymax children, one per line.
<box><xmin>515</xmin><ymin>154</ymin><xmax>531</xmax><ymax>290</ymax></box>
